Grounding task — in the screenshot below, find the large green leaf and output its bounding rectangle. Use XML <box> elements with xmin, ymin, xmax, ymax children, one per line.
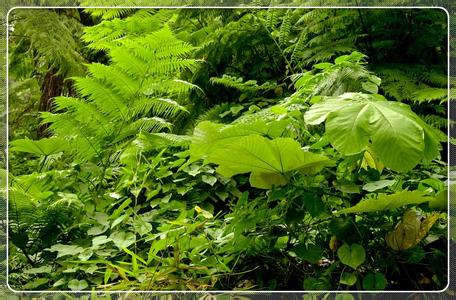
<box><xmin>202</xmin><ymin>134</ymin><xmax>330</xmax><ymax>189</ymax></box>
<box><xmin>304</xmin><ymin>93</ymin><xmax>442</xmax><ymax>172</ymax></box>
<box><xmin>10</xmin><ymin>137</ymin><xmax>67</xmax><ymax>156</ymax></box>
<box><xmin>47</xmin><ymin>244</ymin><xmax>84</xmax><ymax>258</ymax></box>
<box><xmin>189</xmin><ymin>119</ymin><xmax>290</xmax><ymax>163</ymax></box>
<box><xmin>336</xmin><ymin>190</ymin><xmax>433</xmax><ymax>214</ymax></box>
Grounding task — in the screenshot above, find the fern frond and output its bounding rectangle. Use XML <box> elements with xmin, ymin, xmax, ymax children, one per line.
<box><xmin>72</xmin><ymin>77</ymin><xmax>128</xmax><ymax>121</ymax></box>
<box><xmin>81</xmin><ymin>0</ymin><xmax>140</xmax><ymax>21</ymax></box>
<box><xmin>135</xmin><ymin>132</ymin><xmax>192</xmax><ymax>150</ymax></box>
<box><xmin>128</xmin><ymin>97</ymin><xmax>188</xmax><ymax>119</ymax></box>
<box><xmin>9</xmin><ymin>9</ymin><xmax>85</xmax><ymax>77</ymax></box>
<box><xmin>86</xmin><ymin>64</ymin><xmax>139</xmax><ymax>98</ymax></box>
<box><xmin>296</xmin><ymin>9</ymin><xmax>327</xmax><ymax>26</ymax></box>
<box><xmin>265</xmin><ymin>9</ymin><xmax>279</xmax><ymax>30</ymax></box>
<box><xmin>141</xmin><ymin>79</ymin><xmax>203</xmax><ymax>97</ymax></box>
<box><xmin>40</xmin><ymin>112</ymin><xmax>103</xmax><ymax>160</ymax></box>
<box><xmin>9</xmin><ymin>173</ymin><xmax>51</xmax><ymax>227</ymax></box>
<box><xmin>109</xmin><ymin>48</ymin><xmax>149</xmax><ymax>77</ymax></box>
<box><xmin>148</xmin><ymin>58</ymin><xmax>199</xmax><ymax>76</ymax></box>
<box><xmin>47</xmin><ymin>193</ymin><xmax>83</xmax><ymax>212</ymax></box>
<box><xmin>196</xmin><ymin>103</ymin><xmax>233</xmax><ymax>123</ymax></box>
<box><xmin>291</xmin><ymin>52</ymin><xmax>377</xmax><ymax>99</ymax></box>
<box><xmin>118</xmin><ymin>117</ymin><xmax>173</xmax><ymax>142</ymax></box>
<box><xmin>420</xmin><ymin>114</ymin><xmax>451</xmax><ymax>129</ymax></box>
<box><xmin>52</xmin><ymin>97</ymin><xmax>111</xmax><ymax>135</ymax></box>
<box><xmin>278</xmin><ymin>10</ymin><xmax>292</xmax><ymax>46</ymax></box>
<box><xmin>291</xmin><ymin>33</ymin><xmax>306</xmax><ymax>65</ymax></box>
<box><xmin>86</xmin><ymin>8</ymin><xmax>135</xmax><ymax>20</ymax></box>
<box><xmin>210</xmin><ymin>75</ymin><xmax>276</xmax><ymax>94</ymax></box>
<box><xmin>135</xmin><ymin>28</ymin><xmax>197</xmax><ymax>58</ymax></box>
<box><xmin>411</xmin><ymin>88</ymin><xmax>447</xmax><ymax>103</ymax></box>
<box><xmin>9</xmin><ymin>187</ymin><xmax>39</xmax><ymax>227</ymax></box>
<box><xmin>151</xmin><ymin>132</ymin><xmax>191</xmax><ymax>145</ymax></box>
<box><xmin>130</xmin><ymin>117</ymin><xmax>172</xmax><ymax>132</ymax></box>
<box><xmin>20</xmin><ymin>11</ymin><xmax>198</xmax><ymax>164</ymax></box>
<box><xmin>375</xmin><ymin>64</ymin><xmax>447</xmax><ymax>103</ymax></box>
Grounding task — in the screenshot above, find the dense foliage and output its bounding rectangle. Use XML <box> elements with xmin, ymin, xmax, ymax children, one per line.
<box><xmin>6</xmin><ymin>7</ymin><xmax>449</xmax><ymax>291</ymax></box>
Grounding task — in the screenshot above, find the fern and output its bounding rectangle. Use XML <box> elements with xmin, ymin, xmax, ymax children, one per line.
<box><xmin>290</xmin><ymin>52</ymin><xmax>381</xmax><ymax>101</ymax></box>
<box><xmin>265</xmin><ymin>8</ymin><xmax>279</xmax><ymax>30</ymax></box>
<box><xmin>9</xmin><ymin>9</ymin><xmax>85</xmax><ymax>78</ymax></box>
<box><xmin>133</xmin><ymin>132</ymin><xmax>191</xmax><ymax>150</ymax></box>
<box><xmin>412</xmin><ymin>88</ymin><xmax>447</xmax><ymax>104</ymax></box>
<box><xmin>421</xmin><ymin>114</ymin><xmax>453</xmax><ymax>130</ymax></box>
<box><xmin>375</xmin><ymin>64</ymin><xmax>447</xmax><ymax>103</ymax></box>
<box><xmin>278</xmin><ymin>9</ymin><xmax>292</xmax><ymax>47</ymax></box>
<box><xmin>196</xmin><ymin>103</ymin><xmax>234</xmax><ymax>123</ymax></box>
<box><xmin>210</xmin><ymin>75</ymin><xmax>276</xmax><ymax>94</ymax></box>
<box><xmin>38</xmin><ymin>24</ymin><xmax>198</xmax><ymax>162</ymax></box>
<box><xmin>80</xmin><ymin>0</ymin><xmax>139</xmax><ymax>20</ymax></box>
<box><xmin>8</xmin><ymin>172</ymin><xmax>84</xmax><ymax>257</ymax></box>
<box><xmin>287</xmin><ymin>9</ymin><xmax>361</xmax><ymax>67</ymax></box>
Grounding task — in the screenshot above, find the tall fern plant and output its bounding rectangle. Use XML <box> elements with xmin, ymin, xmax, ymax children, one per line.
<box><xmin>8</xmin><ymin>24</ymin><xmax>200</xmax><ymax>258</ymax></box>
<box><xmin>39</xmin><ymin>26</ymin><xmax>198</xmax><ymax>163</ymax></box>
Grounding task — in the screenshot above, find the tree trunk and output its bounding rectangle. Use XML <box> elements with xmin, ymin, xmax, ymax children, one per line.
<box><xmin>37</xmin><ymin>68</ymin><xmax>64</xmax><ymax>137</ymax></box>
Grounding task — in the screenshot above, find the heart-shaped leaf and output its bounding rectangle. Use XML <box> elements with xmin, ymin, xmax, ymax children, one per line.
<box><xmin>190</xmin><ymin>121</ymin><xmax>330</xmax><ymax>189</ymax></box>
<box><xmin>109</xmin><ymin>231</ymin><xmax>136</xmax><ymax>249</ymax></box>
<box><xmin>67</xmin><ymin>279</ymin><xmax>88</xmax><ymax>291</ymax></box>
<box><xmin>92</xmin><ymin>235</ymin><xmax>111</xmax><ymax>247</ymax></box>
<box><xmin>10</xmin><ymin>137</ymin><xmax>67</xmax><ymax>156</ymax></box>
<box><xmin>337</xmin><ymin>243</ymin><xmax>366</xmax><ymax>269</ymax></box>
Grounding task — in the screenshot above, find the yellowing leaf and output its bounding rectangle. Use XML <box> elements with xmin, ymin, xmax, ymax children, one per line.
<box><xmin>361</xmin><ymin>146</ymin><xmax>384</xmax><ymax>173</ymax></box>
<box><xmin>329</xmin><ymin>235</ymin><xmax>340</xmax><ymax>252</ymax></box>
<box><xmin>417</xmin><ymin>213</ymin><xmax>440</xmax><ymax>242</ymax></box>
<box><xmin>385</xmin><ymin>210</ymin><xmax>421</xmax><ymax>251</ymax></box>
<box><xmin>385</xmin><ymin>210</ymin><xmax>440</xmax><ymax>251</ymax></box>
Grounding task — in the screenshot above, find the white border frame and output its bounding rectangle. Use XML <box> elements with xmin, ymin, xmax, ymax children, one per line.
<box><xmin>4</xmin><ymin>5</ymin><xmax>451</xmax><ymax>294</ymax></box>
